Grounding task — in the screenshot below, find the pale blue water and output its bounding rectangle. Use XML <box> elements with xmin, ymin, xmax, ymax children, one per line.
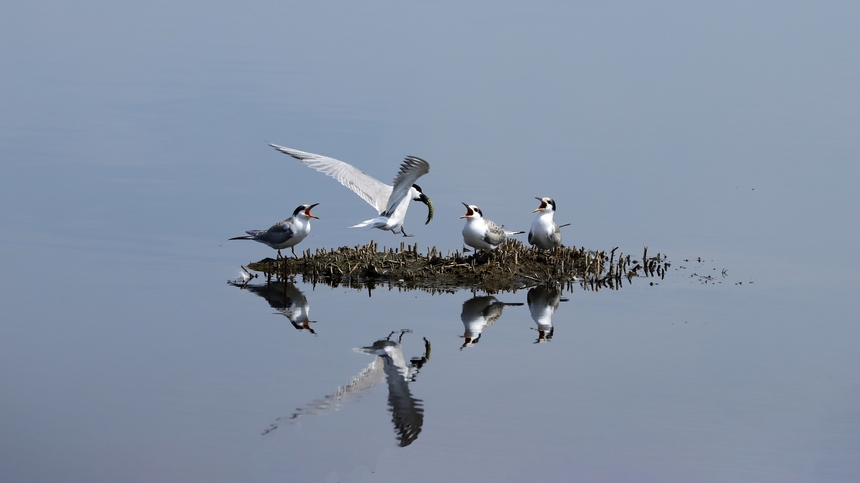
<box><xmin>2</xmin><ymin>2</ymin><xmax>859</xmax><ymax>482</ymax></box>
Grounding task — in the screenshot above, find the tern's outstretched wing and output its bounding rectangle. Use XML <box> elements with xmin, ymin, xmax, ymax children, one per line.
<box><xmin>291</xmin><ymin>359</ymin><xmax>384</xmax><ymax>420</ymax></box>
<box><xmin>270</xmin><ymin>144</ymin><xmax>392</xmax><ymax>214</ymax></box>
<box><xmin>381</xmin><ymin>358</ymin><xmax>424</xmax><ymax>447</ymax></box>
<box><xmin>383</xmin><ymin>156</ymin><xmax>430</xmax><ymax>215</ymax></box>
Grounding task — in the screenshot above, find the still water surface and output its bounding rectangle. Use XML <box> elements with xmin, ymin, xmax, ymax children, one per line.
<box><xmin>2</xmin><ymin>2</ymin><xmax>860</xmax><ymax>482</ymax></box>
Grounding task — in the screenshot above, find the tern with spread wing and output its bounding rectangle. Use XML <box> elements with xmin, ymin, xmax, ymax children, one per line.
<box><xmin>270</xmin><ymin>144</ymin><xmax>433</xmax><ymax>236</ymax></box>
<box><xmin>229</xmin><ymin>203</ymin><xmax>318</xmax><ymax>259</ymax></box>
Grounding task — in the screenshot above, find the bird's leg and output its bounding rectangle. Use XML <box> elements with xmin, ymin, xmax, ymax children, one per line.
<box><xmin>291</xmin><ymin>247</ymin><xmax>298</xmax><ymax>259</ymax></box>
<box><xmin>276</xmin><ymin>249</ymin><xmax>283</xmax><ymax>259</ymax></box>
<box><xmin>399</xmin><ymin>226</ymin><xmax>414</xmax><ymax>237</ymax></box>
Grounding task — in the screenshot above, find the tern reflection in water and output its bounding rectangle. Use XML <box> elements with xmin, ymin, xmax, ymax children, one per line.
<box><xmin>527</xmin><ymin>285</ymin><xmax>569</xmax><ymax>343</ymax></box>
<box><xmin>460</xmin><ymin>296</ymin><xmax>524</xmax><ymax>349</ymax></box>
<box><xmin>263</xmin><ymin>330</ymin><xmax>430</xmax><ymax>447</ymax></box>
<box><xmin>228</xmin><ymin>279</ymin><xmax>316</xmax><ymax>334</ymax></box>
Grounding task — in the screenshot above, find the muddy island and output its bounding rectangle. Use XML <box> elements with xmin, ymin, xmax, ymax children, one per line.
<box><xmin>242</xmin><ymin>240</ymin><xmax>668</xmax><ymax>294</ymax></box>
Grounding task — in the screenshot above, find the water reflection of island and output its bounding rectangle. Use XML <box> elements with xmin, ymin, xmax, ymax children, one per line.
<box><xmin>527</xmin><ymin>285</ymin><xmax>568</xmax><ymax>343</ymax></box>
<box><xmin>460</xmin><ymin>296</ymin><xmax>523</xmax><ymax>348</ymax></box>
<box><xmin>228</xmin><ymin>279</ymin><xmax>317</xmax><ymax>334</ymax></box>
<box><xmin>263</xmin><ymin>330</ymin><xmax>430</xmax><ymax>447</ymax></box>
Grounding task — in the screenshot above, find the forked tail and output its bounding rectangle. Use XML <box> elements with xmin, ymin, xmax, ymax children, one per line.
<box><xmin>350</xmin><ymin>217</ymin><xmax>387</xmax><ymax>229</ymax></box>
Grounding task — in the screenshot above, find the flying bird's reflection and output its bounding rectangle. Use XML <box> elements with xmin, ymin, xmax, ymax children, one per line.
<box><xmin>228</xmin><ymin>279</ymin><xmax>316</xmax><ymax>334</ymax></box>
<box><xmin>460</xmin><ymin>296</ymin><xmax>523</xmax><ymax>349</ymax></box>
<box><xmin>263</xmin><ymin>330</ymin><xmax>430</xmax><ymax>447</ymax></box>
<box><xmin>357</xmin><ymin>330</ymin><xmax>429</xmax><ymax>446</ymax></box>
<box><xmin>527</xmin><ymin>285</ymin><xmax>568</xmax><ymax>343</ymax></box>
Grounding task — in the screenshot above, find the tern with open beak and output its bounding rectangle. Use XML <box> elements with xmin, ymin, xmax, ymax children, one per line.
<box><xmin>528</xmin><ymin>197</ymin><xmax>567</xmax><ymax>250</ymax></box>
<box><xmin>229</xmin><ymin>203</ymin><xmax>319</xmax><ymax>258</ymax></box>
<box><xmin>460</xmin><ymin>203</ymin><xmax>524</xmax><ymax>251</ymax></box>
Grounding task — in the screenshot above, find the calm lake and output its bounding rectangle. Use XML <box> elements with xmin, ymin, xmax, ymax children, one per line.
<box><xmin>2</xmin><ymin>2</ymin><xmax>859</xmax><ymax>482</ymax></box>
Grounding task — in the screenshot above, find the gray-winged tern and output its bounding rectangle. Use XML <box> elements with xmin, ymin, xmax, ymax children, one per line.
<box><xmin>229</xmin><ymin>203</ymin><xmax>318</xmax><ymax>258</ymax></box>
<box><xmin>528</xmin><ymin>197</ymin><xmax>565</xmax><ymax>250</ymax></box>
<box><xmin>270</xmin><ymin>144</ymin><xmax>432</xmax><ymax>236</ymax></box>
<box><xmin>460</xmin><ymin>203</ymin><xmax>523</xmax><ymax>251</ymax></box>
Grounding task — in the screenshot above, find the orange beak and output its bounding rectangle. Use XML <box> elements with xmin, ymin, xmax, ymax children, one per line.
<box><xmin>305</xmin><ymin>203</ymin><xmax>320</xmax><ymax>219</ymax></box>
<box><xmin>460</xmin><ymin>202</ymin><xmax>474</xmax><ymax>218</ymax></box>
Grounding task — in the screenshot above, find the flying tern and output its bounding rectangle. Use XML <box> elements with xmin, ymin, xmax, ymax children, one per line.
<box><xmin>229</xmin><ymin>203</ymin><xmax>318</xmax><ymax>258</ymax></box>
<box><xmin>460</xmin><ymin>203</ymin><xmax>524</xmax><ymax>251</ymax></box>
<box><xmin>270</xmin><ymin>144</ymin><xmax>433</xmax><ymax>236</ymax></box>
<box><xmin>528</xmin><ymin>197</ymin><xmax>569</xmax><ymax>250</ymax></box>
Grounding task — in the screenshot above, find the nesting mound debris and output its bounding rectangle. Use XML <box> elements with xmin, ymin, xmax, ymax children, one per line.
<box><xmin>246</xmin><ymin>240</ymin><xmax>669</xmax><ymax>294</ymax></box>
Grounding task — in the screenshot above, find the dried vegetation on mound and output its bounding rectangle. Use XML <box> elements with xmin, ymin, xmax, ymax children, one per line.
<box><xmin>245</xmin><ymin>240</ymin><xmax>669</xmax><ymax>294</ymax></box>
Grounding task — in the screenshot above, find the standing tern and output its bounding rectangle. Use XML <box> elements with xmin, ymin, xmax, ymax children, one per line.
<box><xmin>229</xmin><ymin>203</ymin><xmax>318</xmax><ymax>258</ymax></box>
<box><xmin>528</xmin><ymin>197</ymin><xmax>569</xmax><ymax>250</ymax></box>
<box><xmin>270</xmin><ymin>144</ymin><xmax>433</xmax><ymax>236</ymax></box>
<box><xmin>460</xmin><ymin>203</ymin><xmax>524</xmax><ymax>251</ymax></box>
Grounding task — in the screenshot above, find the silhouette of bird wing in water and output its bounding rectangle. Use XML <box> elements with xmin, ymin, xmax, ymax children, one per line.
<box><xmin>262</xmin><ymin>331</ymin><xmax>429</xmax><ymax>446</ymax></box>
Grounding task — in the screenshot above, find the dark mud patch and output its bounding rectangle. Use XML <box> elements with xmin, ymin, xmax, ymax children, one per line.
<box><xmin>244</xmin><ymin>240</ymin><xmax>669</xmax><ymax>294</ymax></box>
